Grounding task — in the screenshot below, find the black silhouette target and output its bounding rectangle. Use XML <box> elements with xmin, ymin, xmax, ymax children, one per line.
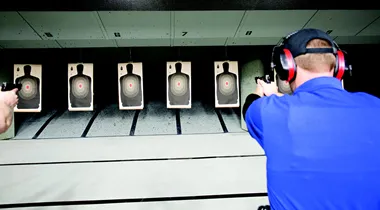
<box><xmin>19</xmin><ymin>78</ymin><xmax>38</xmax><ymax>100</ymax></box>
<box><xmin>218</xmin><ymin>74</ymin><xmax>236</xmax><ymax>96</ymax></box>
<box><xmin>71</xmin><ymin>76</ymin><xmax>90</xmax><ymax>99</ymax></box>
<box><xmin>170</xmin><ymin>74</ymin><xmax>188</xmax><ymax>97</ymax></box>
<box><xmin>122</xmin><ymin>75</ymin><xmax>140</xmax><ymax>98</ymax></box>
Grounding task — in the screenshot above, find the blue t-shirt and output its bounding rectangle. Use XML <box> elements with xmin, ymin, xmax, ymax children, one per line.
<box><xmin>245</xmin><ymin>76</ymin><xmax>380</xmax><ymax>210</ymax></box>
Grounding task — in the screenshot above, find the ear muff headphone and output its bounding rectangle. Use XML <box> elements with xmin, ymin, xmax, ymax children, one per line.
<box><xmin>271</xmin><ymin>31</ymin><xmax>350</xmax><ymax>83</ymax></box>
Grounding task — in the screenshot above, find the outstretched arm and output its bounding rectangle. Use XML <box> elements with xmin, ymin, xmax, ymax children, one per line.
<box><xmin>243</xmin><ymin>79</ymin><xmax>264</xmax><ymax>120</ymax></box>
<box><xmin>0</xmin><ymin>101</ymin><xmax>13</xmax><ymax>133</ymax></box>
<box><xmin>0</xmin><ymin>89</ymin><xmax>18</xmax><ymax>134</ymax></box>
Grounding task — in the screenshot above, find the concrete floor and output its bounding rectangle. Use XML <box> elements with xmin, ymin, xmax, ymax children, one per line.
<box><xmin>134</xmin><ymin>102</ymin><xmax>177</xmax><ymax>136</ymax></box>
<box><xmin>38</xmin><ymin>111</ymin><xmax>94</xmax><ymax>139</ymax></box>
<box><xmin>219</xmin><ymin>108</ymin><xmax>242</xmax><ymax>133</ymax></box>
<box><xmin>87</xmin><ymin>104</ymin><xmax>135</xmax><ymax>137</ymax></box>
<box><xmin>5</xmin><ymin>105</ymin><xmax>264</xmax><ymax>209</ymax></box>
<box><xmin>14</xmin><ymin>110</ymin><xmax>56</xmax><ymax>139</ymax></box>
<box><xmin>13</xmin><ymin>101</ymin><xmax>243</xmax><ymax>139</ymax></box>
<box><xmin>180</xmin><ymin>101</ymin><xmax>223</xmax><ymax>134</ymax></box>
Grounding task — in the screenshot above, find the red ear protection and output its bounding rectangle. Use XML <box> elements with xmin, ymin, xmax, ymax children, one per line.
<box><xmin>335</xmin><ymin>50</ymin><xmax>345</xmax><ymax>80</ymax></box>
<box><xmin>272</xmin><ymin>46</ymin><xmax>298</xmax><ymax>83</ymax></box>
<box><xmin>283</xmin><ymin>49</ymin><xmax>296</xmax><ymax>82</ymax></box>
<box><xmin>272</xmin><ymin>34</ymin><xmax>350</xmax><ymax>83</ymax></box>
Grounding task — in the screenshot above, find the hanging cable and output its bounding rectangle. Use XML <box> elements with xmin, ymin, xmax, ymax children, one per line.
<box><xmin>129</xmin><ymin>48</ymin><xmax>132</xmax><ymax>61</ymax></box>
<box><xmin>79</xmin><ymin>48</ymin><xmax>83</xmax><ymax>63</ymax></box>
<box><xmin>177</xmin><ymin>47</ymin><xmax>181</xmax><ymax>61</ymax></box>
<box><xmin>225</xmin><ymin>46</ymin><xmax>228</xmax><ymax>61</ymax></box>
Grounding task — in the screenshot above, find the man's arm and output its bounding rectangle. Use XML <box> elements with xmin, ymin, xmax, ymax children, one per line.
<box><xmin>242</xmin><ymin>80</ymin><xmax>265</xmax><ymax>148</ymax></box>
<box><xmin>0</xmin><ymin>89</ymin><xmax>18</xmax><ymax>134</ymax></box>
<box><xmin>243</xmin><ymin>79</ymin><xmax>286</xmax><ymax>149</ymax></box>
<box><xmin>0</xmin><ymin>101</ymin><xmax>13</xmax><ymax>133</ymax></box>
<box><xmin>243</xmin><ymin>94</ymin><xmax>261</xmax><ymax>121</ymax></box>
<box><xmin>244</xmin><ymin>96</ymin><xmax>265</xmax><ymax>148</ymax></box>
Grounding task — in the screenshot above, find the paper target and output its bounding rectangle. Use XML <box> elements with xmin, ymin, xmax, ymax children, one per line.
<box><xmin>170</xmin><ymin>74</ymin><xmax>188</xmax><ymax>97</ymax></box>
<box><xmin>215</xmin><ymin>61</ymin><xmax>240</xmax><ymax>108</ymax></box>
<box><xmin>14</xmin><ymin>64</ymin><xmax>42</xmax><ymax>113</ymax></box>
<box><xmin>118</xmin><ymin>62</ymin><xmax>144</xmax><ymax>110</ymax></box>
<box><xmin>71</xmin><ymin>76</ymin><xmax>90</xmax><ymax>99</ymax></box>
<box><xmin>122</xmin><ymin>75</ymin><xmax>140</xmax><ymax>98</ymax></box>
<box><xmin>68</xmin><ymin>63</ymin><xmax>94</xmax><ymax>111</ymax></box>
<box><xmin>19</xmin><ymin>78</ymin><xmax>38</xmax><ymax>100</ymax></box>
<box><xmin>218</xmin><ymin>74</ymin><xmax>236</xmax><ymax>96</ymax></box>
<box><xmin>167</xmin><ymin>61</ymin><xmax>192</xmax><ymax>109</ymax></box>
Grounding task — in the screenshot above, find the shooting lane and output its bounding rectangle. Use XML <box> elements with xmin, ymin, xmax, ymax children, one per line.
<box><xmin>214</xmin><ymin>61</ymin><xmax>242</xmax><ymax>133</ymax></box>
<box><xmin>174</xmin><ymin>11</ymin><xmax>244</xmax><ymax>135</ymax></box>
<box><xmin>131</xmin><ymin>59</ymin><xmax>179</xmax><ymax>136</ymax></box>
<box><xmin>9</xmin><ymin>64</ymin><xmax>44</xmax><ymax>140</ymax></box>
<box><xmin>0</xmin><ymin>8</ymin><xmax>379</xmax><ymax>210</ymax></box>
<box><xmin>83</xmin><ymin>62</ymin><xmax>143</xmax><ymax>137</ymax></box>
<box><xmin>24</xmin><ymin>63</ymin><xmax>95</xmax><ymax>139</ymax></box>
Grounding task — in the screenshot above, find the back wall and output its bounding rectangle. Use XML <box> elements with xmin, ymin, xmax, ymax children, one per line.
<box><xmin>0</xmin><ymin>44</ymin><xmax>378</xmax><ymax>112</ymax></box>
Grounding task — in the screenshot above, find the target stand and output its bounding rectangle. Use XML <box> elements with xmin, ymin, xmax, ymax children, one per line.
<box><xmin>68</xmin><ymin>63</ymin><xmax>94</xmax><ymax>111</ymax></box>
<box><xmin>14</xmin><ymin>64</ymin><xmax>42</xmax><ymax>113</ymax></box>
<box><xmin>118</xmin><ymin>62</ymin><xmax>144</xmax><ymax>110</ymax></box>
<box><xmin>167</xmin><ymin>61</ymin><xmax>192</xmax><ymax>109</ymax></box>
<box><xmin>215</xmin><ymin>61</ymin><xmax>240</xmax><ymax>108</ymax></box>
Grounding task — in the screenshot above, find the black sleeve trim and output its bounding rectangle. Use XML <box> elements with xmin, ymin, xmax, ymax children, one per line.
<box><xmin>243</xmin><ymin>94</ymin><xmax>261</xmax><ymax>121</ymax></box>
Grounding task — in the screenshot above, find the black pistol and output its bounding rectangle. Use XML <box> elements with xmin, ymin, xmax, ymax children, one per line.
<box><xmin>1</xmin><ymin>82</ymin><xmax>22</xmax><ymax>92</ymax></box>
<box><xmin>255</xmin><ymin>75</ymin><xmax>271</xmax><ymax>84</ymax></box>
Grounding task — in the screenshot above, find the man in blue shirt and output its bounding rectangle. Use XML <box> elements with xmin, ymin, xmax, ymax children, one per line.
<box><xmin>243</xmin><ymin>28</ymin><xmax>380</xmax><ymax>210</ymax></box>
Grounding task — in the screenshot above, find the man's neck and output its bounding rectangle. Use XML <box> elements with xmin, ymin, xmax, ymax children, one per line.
<box><xmin>293</xmin><ymin>69</ymin><xmax>333</xmax><ymax>90</ymax></box>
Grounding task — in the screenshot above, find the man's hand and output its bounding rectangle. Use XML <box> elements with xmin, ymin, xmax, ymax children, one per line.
<box><xmin>257</xmin><ymin>79</ymin><xmax>283</xmax><ymax>97</ymax></box>
<box><xmin>254</xmin><ymin>81</ymin><xmax>264</xmax><ymax>97</ymax></box>
<box><xmin>0</xmin><ymin>88</ymin><xmax>19</xmax><ymax>108</ymax></box>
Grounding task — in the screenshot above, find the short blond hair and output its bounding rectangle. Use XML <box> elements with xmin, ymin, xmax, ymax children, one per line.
<box><xmin>294</xmin><ymin>39</ymin><xmax>336</xmax><ymax>73</ymax></box>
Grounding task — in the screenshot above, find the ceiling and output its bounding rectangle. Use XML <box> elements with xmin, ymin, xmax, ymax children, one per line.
<box><xmin>0</xmin><ymin>10</ymin><xmax>380</xmax><ymax>49</ymax></box>
<box><xmin>2</xmin><ymin>0</ymin><xmax>380</xmax><ymax>11</ymax></box>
